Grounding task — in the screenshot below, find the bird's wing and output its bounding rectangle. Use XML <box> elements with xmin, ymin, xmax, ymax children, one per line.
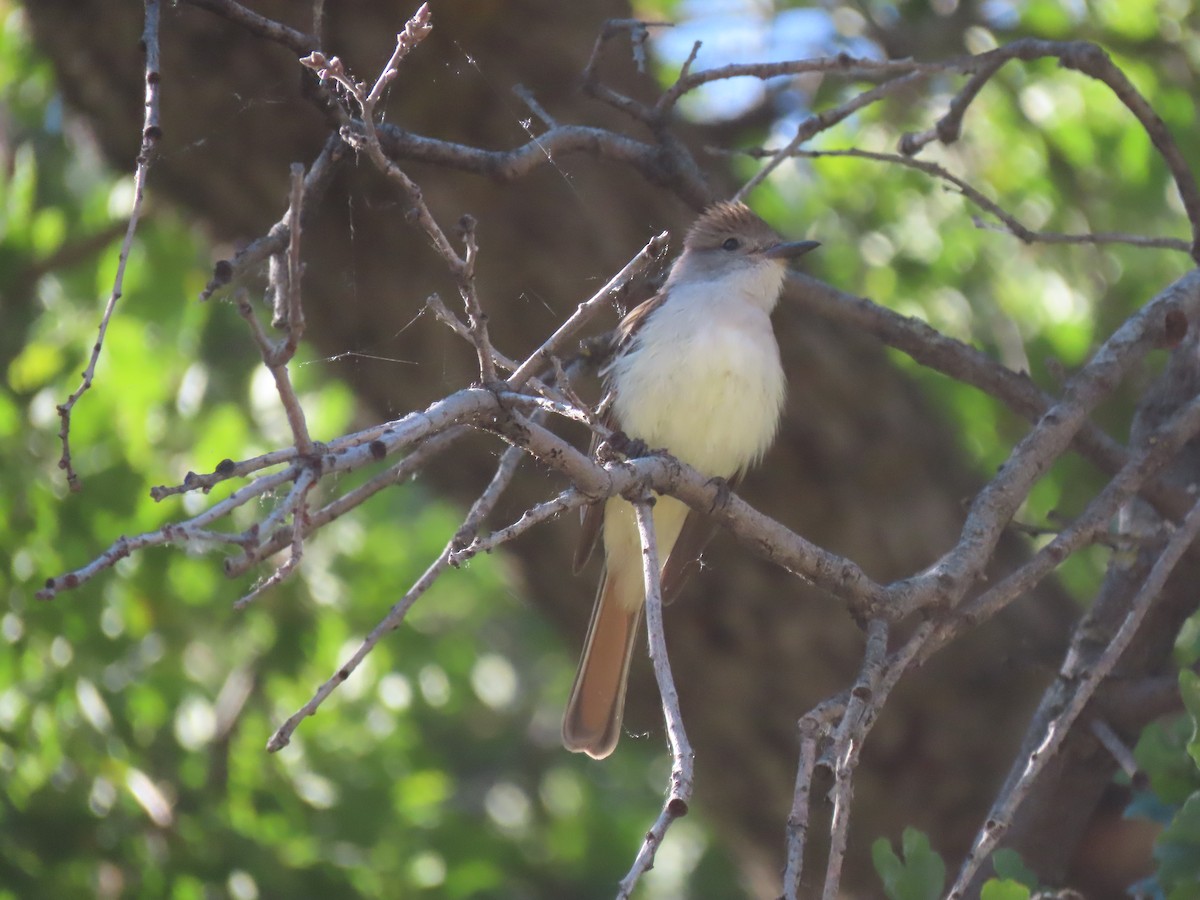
<box><xmin>573</xmin><ymin>462</ymin><xmax>606</xmax><ymax>574</ymax></box>
<box><xmin>573</xmin><ymin>290</ymin><xmax>669</xmax><ymax>573</ymax></box>
<box><xmin>660</xmin><ymin>472</ymin><xmax>742</xmax><ymax>605</ymax></box>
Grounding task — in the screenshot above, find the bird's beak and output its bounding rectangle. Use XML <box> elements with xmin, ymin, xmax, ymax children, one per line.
<box><xmin>765</xmin><ymin>239</ymin><xmax>821</xmax><ymax>260</ymax></box>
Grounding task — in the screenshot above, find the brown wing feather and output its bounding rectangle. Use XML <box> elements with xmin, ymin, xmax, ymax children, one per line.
<box><xmin>574</xmin><ymin>498</ymin><xmax>605</xmax><ymax>574</ymax></box>
<box><xmin>573</xmin><ymin>404</ymin><xmax>614</xmax><ymax>574</ymax></box>
<box><xmin>660</xmin><ymin>472</ymin><xmax>742</xmax><ymax>604</ymax></box>
<box><xmin>574</xmin><ymin>291</ymin><xmax>669</xmax><ymax>574</ymax></box>
<box><xmin>612</xmin><ymin>289</ymin><xmax>666</xmax><ymax>348</ymax></box>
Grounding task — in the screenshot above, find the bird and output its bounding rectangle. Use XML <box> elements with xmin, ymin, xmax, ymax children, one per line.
<box><xmin>562</xmin><ymin>200</ymin><xmax>819</xmax><ymax>759</ymax></box>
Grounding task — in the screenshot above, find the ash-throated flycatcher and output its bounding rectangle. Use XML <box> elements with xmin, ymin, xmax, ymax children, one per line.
<box><xmin>562</xmin><ymin>201</ymin><xmax>819</xmax><ymax>759</ymax></box>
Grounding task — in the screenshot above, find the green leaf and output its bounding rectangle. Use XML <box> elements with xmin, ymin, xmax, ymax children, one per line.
<box><xmin>873</xmin><ymin>836</ymin><xmax>905</xmax><ymax>895</ymax></box>
<box><xmin>992</xmin><ymin>848</ymin><xmax>1038</xmax><ymax>889</ymax></box>
<box><xmin>872</xmin><ymin>829</ymin><xmax>946</xmax><ymax>900</ymax></box>
<box><xmin>1181</xmin><ymin>670</ymin><xmax>1200</xmax><ymax>771</ymax></box>
<box><xmin>1135</xmin><ymin>717</ymin><xmax>1200</xmax><ymax>806</ymax></box>
<box><xmin>981</xmin><ymin>878</ymin><xmax>1032</xmax><ymax>900</ymax></box>
<box><xmin>1156</xmin><ymin>791</ymin><xmax>1200</xmax><ymax>892</ymax></box>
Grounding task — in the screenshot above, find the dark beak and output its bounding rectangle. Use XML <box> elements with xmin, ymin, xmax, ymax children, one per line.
<box><xmin>765</xmin><ymin>239</ymin><xmax>820</xmax><ymax>260</ymax></box>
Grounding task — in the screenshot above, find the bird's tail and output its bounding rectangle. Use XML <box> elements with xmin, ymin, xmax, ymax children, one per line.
<box><xmin>561</xmin><ymin>571</ymin><xmax>643</xmax><ymax>760</ymax></box>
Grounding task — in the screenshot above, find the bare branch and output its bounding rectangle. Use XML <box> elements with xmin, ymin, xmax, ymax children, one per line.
<box><xmin>55</xmin><ymin>0</ymin><xmax>163</xmax><ymax>491</ymax></box>
<box><xmin>883</xmin><ymin>269</ymin><xmax>1200</xmax><ymax>621</ymax></box>
<box><xmin>182</xmin><ymin>0</ymin><xmax>318</xmax><ymax>54</ymax></box>
<box><xmin>952</xmin><ymin>389</ymin><xmax>1200</xmax><ymax>632</ymax></box>
<box><xmin>781</xmin><ymin>716</ymin><xmax>823</xmax><ymax>900</ymax></box>
<box><xmin>821</xmin><ymin>619</ymin><xmax>889</xmax><ymax>900</ymax></box>
<box><xmin>947</xmin><ymin>492</ymin><xmax>1200</xmax><ymax>896</ymax></box>
<box><xmin>512</xmin><ymin>84</ymin><xmax>557</xmax><ymax>129</ymax></box>
<box><xmin>482</xmin><ymin>411</ymin><xmax>887</xmax><ymax>611</ymax></box>
<box><xmin>201</xmin><ymin>133</ymin><xmax>346</xmax><ymax>302</ymax></box>
<box><xmin>34</xmin><ymin>14</ymin><xmax>1200</xmax><ymax>895</ymax></box>
<box><xmin>232</xmin><ymin>469</ymin><xmax>315</xmax><ymax>609</ymax></box>
<box><xmin>617</xmin><ymin>498</ymin><xmax>694</xmax><ymax>899</ymax></box>
<box><xmin>454</xmin><ymin>215</ymin><xmax>498</xmax><ymax>383</ymax></box>
<box><xmin>665</xmin><ymin>55</ymin><xmax>945</xmax><ymax>106</ymax></box>
<box><xmin>790</xmin><ymin>270</ymin><xmax>1196</xmax><ymax>525</ymax></box>
<box><xmin>362</xmin><ymin>6</ymin><xmax>433</xmax><ymax>109</ymax></box>
<box><xmin>450</xmin><ymin>486</ymin><xmax>588</xmax><ymax>565</ymax></box>
<box><xmin>897</xmin><ymin>39</ymin><xmax>1200</xmax><ymax>262</ymax></box>
<box><xmin>736</xmin><ymin>71</ymin><xmax>928</xmax><ymax>200</ymax></box>
<box><xmin>38</xmin><ymin>466</ymin><xmax>297</xmax><ymax>600</ymax></box>
<box><xmin>728</xmin><ymin>145</ymin><xmax>1191</xmax><ymax>254</ymax></box>
<box><xmin>507</xmin><ymin>230</ymin><xmax>670</xmax><ymax>389</ymax></box>
<box><xmin>267</xmin><ymin>424</ymin><xmax>526</xmax><ymax>752</ymax></box>
<box><xmin>1090</xmin><ymin>719</ymin><xmax>1141</xmax><ymax>782</ymax></box>
<box><xmin>580</xmin><ymin>20</ymin><xmax>665</xmax><ymax>125</ymax></box>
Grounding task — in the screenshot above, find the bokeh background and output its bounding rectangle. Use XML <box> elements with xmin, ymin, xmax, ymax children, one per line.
<box><xmin>3</xmin><ymin>1</ymin><xmax>1200</xmax><ymax>897</ymax></box>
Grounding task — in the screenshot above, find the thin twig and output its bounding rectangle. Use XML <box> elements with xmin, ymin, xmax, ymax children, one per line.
<box><xmin>617</xmin><ymin>498</ymin><xmax>694</xmax><ymax>899</ymax></box>
<box><xmin>201</xmin><ymin>133</ymin><xmax>345</xmax><ymax>301</ymax></box>
<box><xmin>480</xmin><ymin>411</ymin><xmax>885</xmax><ymax>609</ymax></box>
<box><xmin>182</xmin><ymin>0</ymin><xmax>317</xmax><ymax>53</ymax></box>
<box><xmin>303</xmin><ymin>5</ymin><xmax>467</xmax><ymax>280</ymax></box>
<box><xmin>363</xmin><ymin>8</ymin><xmax>433</xmax><ymax>109</ymax></box>
<box><xmin>736</xmin><ymin>71</ymin><xmax>928</xmax><ymax>200</ymax></box>
<box><xmin>270</xmin><ymin>163</ymin><xmax>308</xmax><ymax>335</ymax></box>
<box><xmin>451</xmin><ymin>444</ymin><xmax>527</xmax><ymax>553</ymax></box>
<box><xmin>41</xmin><ymin>389</ymin><xmax>503</xmax><ymax>600</ymax></box>
<box><xmin>38</xmin><ymin>467</ymin><xmax>298</xmax><ymax>600</ymax></box>
<box><xmin>730</xmin><ymin>145</ymin><xmax>1191</xmax><ymax>254</ymax></box>
<box><xmin>507</xmin><ymin>230</ymin><xmax>669</xmax><ymax>389</ymax></box>
<box><xmin>454</xmin><ymin>215</ymin><xmax>498</xmax><ymax>383</ymax></box>
<box><xmin>450</xmin><ymin>486</ymin><xmax>589</xmax><ymax>565</ymax></box>
<box><xmin>267</xmin><ymin>425</ymin><xmax>526</xmax><ymax>752</ymax></box>
<box><xmin>665</xmin><ymin>55</ymin><xmax>946</xmax><ymax>107</ymax></box>
<box><xmin>789</xmin><ymin>269</ymin><xmax>1199</xmax><ymax>561</ymax></box>
<box><xmin>781</xmin><ymin>716</ymin><xmax>822</xmax><ymax>900</ymax></box>
<box><xmin>897</xmin><ymin>39</ymin><xmax>1200</xmax><ymax>262</ymax></box>
<box><xmin>512</xmin><ymin>84</ymin><xmax>557</xmax><ymax>129</ymax></box>
<box><xmin>821</xmin><ymin>619</ymin><xmax>889</xmax><ymax>900</ymax></box>
<box><xmin>55</xmin><ymin>0</ymin><xmax>162</xmax><ymax>491</ymax></box>
<box><xmin>234</xmin><ymin>290</ymin><xmax>314</xmax><ymax>456</ymax></box>
<box><xmin>223</xmin><ymin>426</ymin><xmax>471</xmax><ymax>577</ymax></box>
<box><xmin>1090</xmin><ymin>719</ymin><xmax>1141</xmax><ymax>782</ymax></box>
<box><xmin>580</xmin><ymin>20</ymin><xmax>662</xmax><ymax>125</ymax></box>
<box><xmin>233</xmin><ymin>469</ymin><xmax>315</xmax><ymax>608</ymax></box>
<box><xmin>952</xmin><ymin>390</ymin><xmax>1200</xmax><ymax>632</ymax></box>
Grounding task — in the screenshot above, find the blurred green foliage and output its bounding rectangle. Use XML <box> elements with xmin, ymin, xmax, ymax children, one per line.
<box><xmin>7</xmin><ymin>0</ymin><xmax>1200</xmax><ymax>896</ymax></box>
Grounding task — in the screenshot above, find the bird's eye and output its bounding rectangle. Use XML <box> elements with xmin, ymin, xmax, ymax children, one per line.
<box><xmin>721</xmin><ymin>237</ymin><xmax>740</xmax><ymax>251</ymax></box>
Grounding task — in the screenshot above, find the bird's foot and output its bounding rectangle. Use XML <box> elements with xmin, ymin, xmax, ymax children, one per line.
<box><xmin>606</xmin><ymin>430</ymin><xmax>652</xmax><ymax>460</ymax></box>
<box><xmin>706</xmin><ymin>475</ymin><xmax>734</xmax><ymax>514</ymax></box>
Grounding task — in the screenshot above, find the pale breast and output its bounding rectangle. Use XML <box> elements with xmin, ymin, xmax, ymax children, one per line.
<box><xmin>608</xmin><ymin>286</ymin><xmax>786</xmax><ymax>478</ymax></box>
